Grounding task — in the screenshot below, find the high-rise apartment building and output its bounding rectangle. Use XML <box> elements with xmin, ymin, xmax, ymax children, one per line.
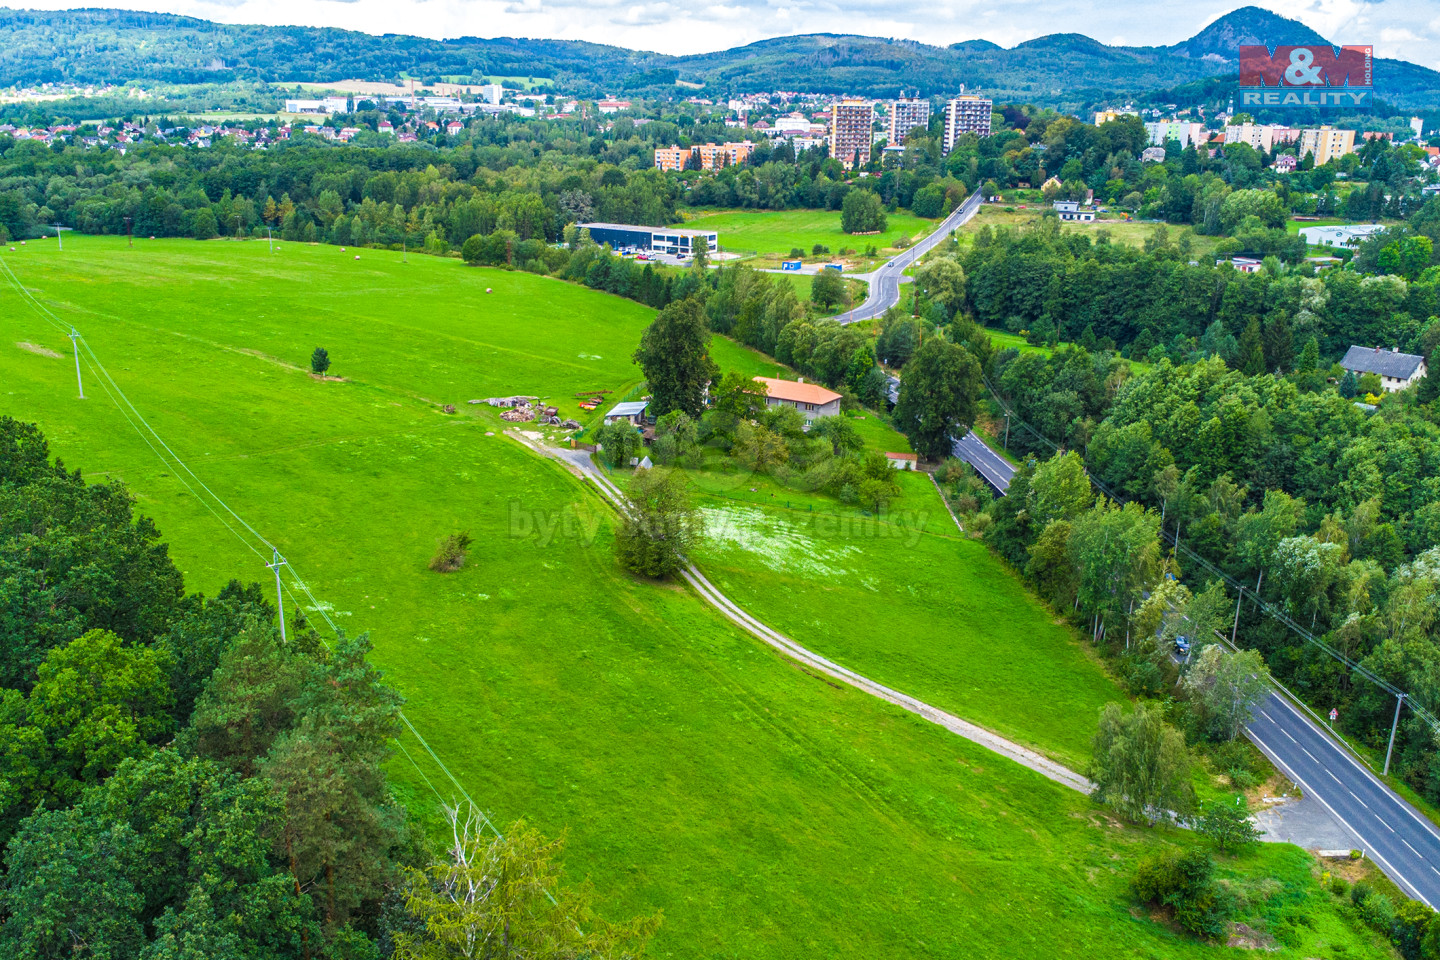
<box><xmin>942</xmin><ymin>96</ymin><xmax>992</xmax><ymax>154</ymax></box>
<box><xmin>829</xmin><ymin>99</ymin><xmax>875</xmax><ymax>169</ymax></box>
<box><xmin>1299</xmin><ymin>126</ymin><xmax>1357</xmax><ymax>166</ymax></box>
<box><xmin>889</xmin><ymin>97</ymin><xmax>931</xmax><ymax>145</ymax></box>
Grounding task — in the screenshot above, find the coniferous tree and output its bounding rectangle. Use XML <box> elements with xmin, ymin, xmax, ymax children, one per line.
<box><xmin>311</xmin><ymin>347</ymin><xmax>331</xmax><ymax>376</ymax></box>
<box><xmin>1237</xmin><ymin>318</ymin><xmax>1266</xmax><ymax>376</ymax></box>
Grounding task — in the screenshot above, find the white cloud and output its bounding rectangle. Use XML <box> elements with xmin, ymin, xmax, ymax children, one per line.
<box><xmin>12</xmin><ymin>0</ymin><xmax>1440</xmax><ymax>63</ymax></box>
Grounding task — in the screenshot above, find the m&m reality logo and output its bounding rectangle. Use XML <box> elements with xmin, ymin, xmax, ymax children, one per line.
<box><xmin>1238</xmin><ymin>45</ymin><xmax>1373</xmax><ymax>107</ymax></box>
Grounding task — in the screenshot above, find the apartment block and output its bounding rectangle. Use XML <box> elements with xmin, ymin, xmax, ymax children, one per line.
<box><xmin>654</xmin><ymin>145</ymin><xmax>688</xmax><ymax>171</ymax></box>
<box><xmin>653</xmin><ymin>141</ymin><xmax>755</xmax><ymax>172</ymax></box>
<box><xmin>889</xmin><ymin>97</ymin><xmax>931</xmax><ymax>145</ymax></box>
<box><xmin>830</xmin><ymin>99</ymin><xmax>875</xmax><ymax>168</ymax></box>
<box><xmin>941</xmin><ymin>96</ymin><xmax>992</xmax><ymax>154</ymax></box>
<box><xmin>1300</xmin><ymin>126</ymin><xmax>1357</xmax><ymax>166</ymax></box>
<box><xmin>1224</xmin><ymin>122</ymin><xmax>1275</xmax><ymax>152</ymax></box>
<box><xmin>1145</xmin><ymin>120</ymin><xmax>1206</xmax><ymax>148</ymax></box>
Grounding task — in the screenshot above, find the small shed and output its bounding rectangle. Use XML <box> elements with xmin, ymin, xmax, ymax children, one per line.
<box><xmin>885</xmin><ymin>451</ymin><xmax>919</xmax><ymax>471</ymax></box>
<box><xmin>603</xmin><ymin>400</ymin><xmax>651</xmax><ymax>425</ymax></box>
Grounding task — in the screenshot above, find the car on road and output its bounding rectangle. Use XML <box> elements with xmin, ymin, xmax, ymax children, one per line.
<box><xmin>1174</xmin><ymin>636</ymin><xmax>1191</xmax><ymax>657</ymax></box>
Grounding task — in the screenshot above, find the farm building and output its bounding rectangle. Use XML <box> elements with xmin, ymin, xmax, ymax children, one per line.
<box><xmin>603</xmin><ymin>400</ymin><xmax>651</xmax><ymax>425</ymax></box>
<box><xmin>1339</xmin><ymin>346</ymin><xmax>1428</xmax><ymax>393</ymax></box>
<box><xmin>751</xmin><ymin>377</ymin><xmax>842</xmax><ymax>426</ymax></box>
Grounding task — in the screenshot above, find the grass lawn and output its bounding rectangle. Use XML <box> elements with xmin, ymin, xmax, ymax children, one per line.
<box><xmin>0</xmin><ymin>236</ymin><xmax>1395</xmax><ymax>960</ymax></box>
<box><xmin>955</xmin><ymin>205</ymin><xmax>1221</xmax><ymax>260</ymax></box>
<box><xmin>680</xmin><ymin>208</ymin><xmax>936</xmax><ymax>270</ymax></box>
<box><xmin>684</xmin><ymin>464</ymin><xmax>1119</xmax><ymax>770</ymax></box>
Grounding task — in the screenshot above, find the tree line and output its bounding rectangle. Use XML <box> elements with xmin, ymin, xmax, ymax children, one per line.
<box><xmin>0</xmin><ymin>417</ymin><xmax>655</xmax><ymax>959</ymax></box>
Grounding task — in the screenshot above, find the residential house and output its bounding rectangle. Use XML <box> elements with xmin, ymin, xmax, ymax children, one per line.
<box><xmin>751</xmin><ymin>377</ymin><xmax>842</xmax><ymax>425</ymax></box>
<box><xmin>1340</xmin><ymin>346</ymin><xmax>1429</xmax><ymax>393</ymax></box>
<box><xmin>1273</xmin><ymin>154</ymin><xmax>1298</xmax><ymax>173</ymax></box>
<box><xmin>1053</xmin><ymin>200</ymin><xmax>1096</xmax><ymax>222</ymax></box>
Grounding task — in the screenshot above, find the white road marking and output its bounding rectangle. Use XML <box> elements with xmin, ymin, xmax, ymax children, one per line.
<box><xmin>1326</xmin><ymin>769</ymin><xmax>1343</xmax><ymax>784</ymax></box>
<box><xmin>1404</xmin><ymin>839</ymin><xmax>1422</xmax><ymax>857</ymax></box>
<box><xmin>1303</xmin><ymin>748</ymin><xmax>1319</xmax><ymax>762</ymax></box>
<box><xmin>1378</xmin><ymin>816</ymin><xmax>1396</xmax><ymax>833</ymax></box>
<box><xmin>1261</xmin><ymin>710</ymin><xmax>1275</xmax><ymax>723</ymax></box>
<box><xmin>1350</xmin><ymin>790</ymin><xmax>1370</xmax><ymax>809</ymax></box>
<box><xmin>1283</xmin><ymin>729</ymin><xmax>1297</xmax><ymax>743</ymax></box>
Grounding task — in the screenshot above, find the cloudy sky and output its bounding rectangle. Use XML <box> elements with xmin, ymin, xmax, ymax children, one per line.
<box><xmin>18</xmin><ymin>0</ymin><xmax>1440</xmax><ymax>66</ymax></box>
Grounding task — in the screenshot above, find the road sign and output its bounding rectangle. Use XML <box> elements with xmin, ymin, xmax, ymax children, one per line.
<box><xmin>1330</xmin><ymin>708</ymin><xmax>1339</xmax><ymax>722</ymax></box>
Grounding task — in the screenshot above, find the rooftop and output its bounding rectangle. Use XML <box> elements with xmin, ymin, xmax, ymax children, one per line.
<box><xmin>605</xmin><ymin>400</ymin><xmax>650</xmax><ymax>418</ymax></box>
<box><xmin>752</xmin><ymin>376</ymin><xmax>842</xmax><ymax>406</ymax></box>
<box><xmin>578</xmin><ymin>222</ymin><xmax>717</xmax><ymax>238</ymax></box>
<box><xmin>1340</xmin><ymin>345</ymin><xmax>1426</xmax><ymax>380</ymax></box>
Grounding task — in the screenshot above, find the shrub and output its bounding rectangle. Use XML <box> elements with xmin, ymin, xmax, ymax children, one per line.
<box><xmin>1132</xmin><ymin>849</ymin><xmax>1235</xmax><ymax>940</ymax></box>
<box><xmin>789</xmin><ymin>247</ymin><xmax>804</xmax><ymax>258</ymax></box>
<box><xmin>429</xmin><ymin>532</ymin><xmax>473</xmax><ymax>572</ymax></box>
<box><xmin>1356</xmin><ymin>890</ymin><xmax>1395</xmax><ymax>932</ymax></box>
<box><xmin>1350</xmin><ymin>881</ymin><xmax>1373</xmax><ymax>907</ymax></box>
<box><xmin>1328</xmin><ymin>875</ymin><xmax>1349</xmax><ymax>897</ymax></box>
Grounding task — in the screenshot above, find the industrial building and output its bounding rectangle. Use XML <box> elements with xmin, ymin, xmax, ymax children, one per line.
<box><xmin>576</xmin><ymin>223</ymin><xmax>719</xmax><ymax>257</ymax></box>
<box><xmin>942</xmin><ymin>96</ymin><xmax>992</xmax><ymax>153</ymax></box>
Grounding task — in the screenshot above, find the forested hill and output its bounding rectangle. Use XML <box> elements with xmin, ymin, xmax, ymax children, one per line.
<box><xmin>1</xmin><ymin>5</ymin><xmax>1438</xmax><ymax>107</ymax></box>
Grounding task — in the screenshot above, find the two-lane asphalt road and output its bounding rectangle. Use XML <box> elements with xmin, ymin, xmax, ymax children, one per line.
<box><xmin>836</xmin><ymin>191</ymin><xmax>983</xmax><ymax>325</ymax></box>
<box><xmin>952</xmin><ymin>430</ymin><xmax>1016</xmax><ymax>494</ymax></box>
<box><xmin>1248</xmin><ymin>691</ymin><xmax>1440</xmax><ymax>906</ymax></box>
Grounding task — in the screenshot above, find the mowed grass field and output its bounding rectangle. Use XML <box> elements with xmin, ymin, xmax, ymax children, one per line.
<box><xmin>684</xmin><ymin>466</ymin><xmax>1115</xmax><ymax>770</ymax></box>
<box><xmin>0</xmin><ymin>237</ymin><xmax>1392</xmax><ymax>960</ymax></box>
<box><xmin>681</xmin><ymin>207</ymin><xmax>936</xmax><ymax>260</ymax></box>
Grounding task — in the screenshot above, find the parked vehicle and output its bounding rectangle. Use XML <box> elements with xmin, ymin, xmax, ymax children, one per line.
<box><xmin>1174</xmin><ymin>636</ymin><xmax>1191</xmax><ymax>656</ymax></box>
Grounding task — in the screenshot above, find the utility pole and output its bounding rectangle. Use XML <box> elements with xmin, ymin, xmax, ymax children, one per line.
<box><xmin>1384</xmin><ymin>693</ymin><xmax>1406</xmax><ymax>776</ymax></box>
<box><xmin>1003</xmin><ymin>412</ymin><xmax>1010</xmax><ymax>450</ymax></box>
<box><xmin>1231</xmin><ymin>587</ymin><xmax>1243</xmax><ymax>644</ymax></box>
<box><xmin>69</xmin><ymin>328</ymin><xmax>84</xmax><ymax>399</ymax></box>
<box><xmin>266</xmin><ymin>226</ymin><xmax>273</xmax><ymax>253</ymax></box>
<box><xmin>266</xmin><ymin>549</ymin><xmax>288</xmax><ymax>643</ymax></box>
<box><xmin>54</xmin><ymin>224</ymin><xmax>63</xmax><ymax>251</ymax></box>
<box><xmin>123</xmin><ymin>216</ymin><xmax>133</xmax><ymax>248</ymax></box>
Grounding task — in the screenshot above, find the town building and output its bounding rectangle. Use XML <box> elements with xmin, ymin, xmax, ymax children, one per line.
<box><xmin>1225</xmin><ymin>122</ymin><xmax>1275</xmax><ymax>152</ymax></box>
<box><xmin>477</xmin><ymin>84</ymin><xmax>504</xmax><ymax>105</ymax></box>
<box><xmin>1299</xmin><ymin>126</ymin><xmax>1357</xmax><ymax>166</ymax></box>
<box><xmin>1053</xmin><ymin>200</ymin><xmax>1096</xmax><ymax>222</ymax></box>
<box><xmin>1141</xmin><ymin>146</ymin><xmax>1166</xmax><ymax>163</ymax></box>
<box><xmin>888</xmin><ymin>97</ymin><xmax>931</xmax><ymax>145</ymax></box>
<box><xmin>284</xmin><ymin>97</ymin><xmax>349</xmax><ymax>114</ymax></box>
<box><xmin>1218</xmin><ymin>256</ymin><xmax>1265</xmax><ymax>273</ymax></box>
<box><xmin>751</xmin><ymin>377</ymin><xmax>842</xmax><ymax>425</ymax></box>
<box><xmin>829</xmin><ymin>99</ymin><xmax>875</xmax><ymax>169</ymax></box>
<box><xmin>772</xmin><ymin>114</ymin><xmax>811</xmax><ymax>136</ymax></box>
<box><xmin>653</xmin><ymin>142</ymin><xmax>754</xmax><ymax>172</ymax></box>
<box><xmin>576</xmin><ymin>223</ymin><xmax>719</xmax><ymax>257</ymax></box>
<box><xmin>1340</xmin><ymin>346</ymin><xmax>1429</xmax><ymax>393</ymax></box>
<box><xmin>941</xmin><ymin>96</ymin><xmax>992</xmax><ymax>153</ymax></box>
<box><xmin>1145</xmin><ymin>120</ymin><xmax>1206</xmax><ymax>148</ymax></box>
<box><xmin>1298</xmin><ymin>224</ymin><xmax>1386</xmax><ymax>247</ymax></box>
<box><xmin>654</xmin><ymin>145</ymin><xmax>688</xmax><ymax>171</ymax></box>
<box><xmin>1093</xmin><ymin>109</ymin><xmax>1138</xmax><ymax>125</ymax></box>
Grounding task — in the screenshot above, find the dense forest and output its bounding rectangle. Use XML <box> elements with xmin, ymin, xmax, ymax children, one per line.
<box><xmin>0</xmin><ymin>418</ymin><xmax>654</xmax><ymax>958</ymax></box>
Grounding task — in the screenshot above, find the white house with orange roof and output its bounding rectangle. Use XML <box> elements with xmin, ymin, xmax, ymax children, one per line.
<box><xmin>751</xmin><ymin>377</ymin><xmax>842</xmax><ymax>426</ymax></box>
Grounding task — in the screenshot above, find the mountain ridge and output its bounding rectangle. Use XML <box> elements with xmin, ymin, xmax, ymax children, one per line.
<box><xmin>0</xmin><ymin>5</ymin><xmax>1434</xmax><ymax>110</ymax></box>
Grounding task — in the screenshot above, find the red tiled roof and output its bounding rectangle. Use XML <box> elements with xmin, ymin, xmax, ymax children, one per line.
<box><xmin>752</xmin><ymin>376</ymin><xmax>841</xmax><ymax>406</ymax></box>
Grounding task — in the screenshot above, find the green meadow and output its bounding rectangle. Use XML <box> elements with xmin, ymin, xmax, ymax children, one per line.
<box><xmin>0</xmin><ymin>236</ymin><xmax>1392</xmax><ymax>959</ymax></box>
<box><xmin>682</xmin><ymin>207</ymin><xmax>936</xmax><ymax>261</ymax></box>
